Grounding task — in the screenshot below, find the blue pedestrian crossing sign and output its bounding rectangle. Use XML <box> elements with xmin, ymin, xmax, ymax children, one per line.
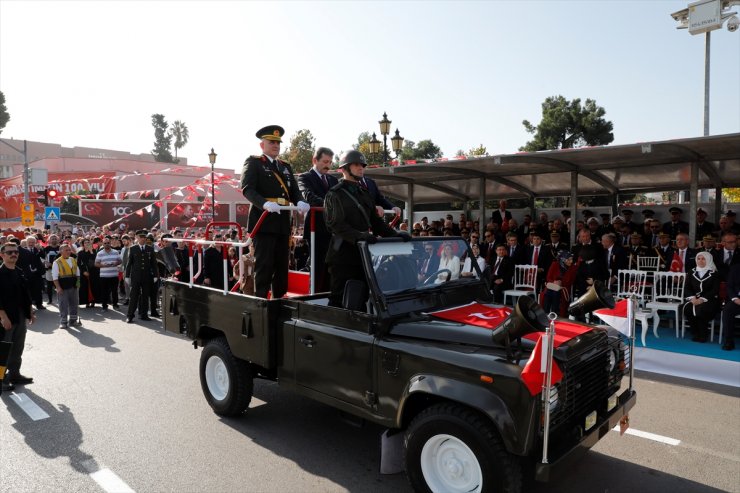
<box><xmin>45</xmin><ymin>207</ymin><xmax>61</xmax><ymax>222</ymax></box>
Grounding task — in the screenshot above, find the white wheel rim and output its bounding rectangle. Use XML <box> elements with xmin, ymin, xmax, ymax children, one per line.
<box><xmin>420</xmin><ymin>433</ymin><xmax>483</xmax><ymax>493</ymax></box>
<box><xmin>205</xmin><ymin>355</ymin><xmax>230</xmax><ymax>401</ymax></box>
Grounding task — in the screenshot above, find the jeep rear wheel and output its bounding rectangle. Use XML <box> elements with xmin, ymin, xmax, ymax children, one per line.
<box><xmin>199</xmin><ymin>337</ymin><xmax>253</xmax><ymax>416</ymax></box>
<box><xmin>404</xmin><ymin>403</ymin><xmax>522</xmax><ymax>493</ymax></box>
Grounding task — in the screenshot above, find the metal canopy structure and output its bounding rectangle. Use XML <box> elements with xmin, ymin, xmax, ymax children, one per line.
<box><xmin>364</xmin><ymin>133</ymin><xmax>740</xmax><ymax>205</ymax></box>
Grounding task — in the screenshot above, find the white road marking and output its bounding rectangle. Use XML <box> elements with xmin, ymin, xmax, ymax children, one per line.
<box><xmin>9</xmin><ymin>392</ymin><xmax>50</xmax><ymax>421</ymax></box>
<box><xmin>611</xmin><ymin>426</ymin><xmax>681</xmax><ymax>446</ymax></box>
<box><xmin>81</xmin><ymin>459</ymin><xmax>135</xmax><ymax>493</ymax></box>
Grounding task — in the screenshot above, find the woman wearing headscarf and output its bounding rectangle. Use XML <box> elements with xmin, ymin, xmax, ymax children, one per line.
<box><xmin>682</xmin><ymin>251</ymin><xmax>720</xmax><ymax>343</ymax></box>
<box><xmin>542</xmin><ymin>250</ymin><xmax>578</xmax><ymax>317</ymax></box>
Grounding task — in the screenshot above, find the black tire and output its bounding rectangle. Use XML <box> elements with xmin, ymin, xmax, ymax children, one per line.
<box><xmin>404</xmin><ymin>402</ymin><xmax>522</xmax><ymax>493</ymax></box>
<box><xmin>199</xmin><ymin>337</ymin><xmax>253</xmax><ymax>416</ymax></box>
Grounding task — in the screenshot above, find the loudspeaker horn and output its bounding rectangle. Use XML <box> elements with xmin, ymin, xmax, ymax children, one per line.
<box><xmin>567</xmin><ymin>280</ymin><xmax>615</xmax><ymax>317</ymax></box>
<box><xmin>491</xmin><ymin>296</ymin><xmax>549</xmax><ymax>345</ymax></box>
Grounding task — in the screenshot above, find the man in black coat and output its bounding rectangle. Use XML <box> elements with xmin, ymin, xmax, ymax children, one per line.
<box><xmin>505</xmin><ymin>233</ymin><xmax>525</xmax><ymax>265</ymax></box>
<box><xmin>721</xmin><ymin>263</ymin><xmax>740</xmax><ymax>350</ymax></box>
<box><xmin>490</xmin><ymin>200</ymin><xmax>512</xmax><ymax>231</ymax></box>
<box><xmin>712</xmin><ymin>232</ymin><xmax>739</xmax><ymax>282</ymax></box>
<box><xmin>653</xmin><ymin>232</ymin><xmax>675</xmax><ymax>271</ymax></box>
<box><xmin>524</xmin><ymin>231</ymin><xmax>552</xmax><ymax>292</ymax></box>
<box><xmin>489</xmin><ymin>244</ymin><xmax>514</xmax><ymax>304</ymax></box>
<box><xmin>125</xmin><ymin>230</ymin><xmax>157</xmax><ymax>323</ymax></box>
<box><xmin>357</xmin><ymin>175</ymin><xmax>401</xmax><ymax>219</ymax></box>
<box><xmin>695</xmin><ymin>208</ymin><xmax>715</xmax><ymax>244</ymax></box>
<box><xmin>241</xmin><ymin>125</ymin><xmax>310</xmax><ymax>298</ymax></box>
<box><xmin>0</xmin><ymin>242</ymin><xmax>36</xmax><ymax>392</ymax></box>
<box><xmin>418</xmin><ymin>241</ymin><xmax>441</xmax><ymax>282</ymax></box>
<box><xmin>324</xmin><ymin>151</ymin><xmax>404</xmax><ymax>307</ymax></box>
<box><xmin>203</xmin><ymin>234</ymin><xmax>231</xmax><ymax>290</ymax></box>
<box><xmin>672</xmin><ymin>233</ymin><xmax>697</xmax><ymax>274</ymax></box>
<box><xmin>662</xmin><ymin>207</ymin><xmax>690</xmax><ymax>240</ymax></box>
<box><xmin>298</xmin><ymin>147</ymin><xmax>338</xmax><ymax>292</ymax></box>
<box><xmin>601</xmin><ymin>233</ymin><xmax>628</xmax><ymax>289</ymax></box>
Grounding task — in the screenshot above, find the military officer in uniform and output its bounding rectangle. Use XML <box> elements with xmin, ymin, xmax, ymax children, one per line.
<box><xmin>324</xmin><ymin>150</ymin><xmax>406</xmax><ymax>307</ymax></box>
<box><xmin>653</xmin><ymin>232</ymin><xmax>675</xmax><ymax>271</ymax></box>
<box><xmin>662</xmin><ymin>207</ymin><xmax>690</xmax><ymax>240</ymax></box>
<box><xmin>241</xmin><ymin>125</ymin><xmax>310</xmax><ymax>298</ymax></box>
<box><xmin>125</xmin><ymin>230</ymin><xmax>157</xmax><ymax>323</ymax></box>
<box><xmin>627</xmin><ymin>232</ymin><xmax>648</xmax><ymax>269</ymax></box>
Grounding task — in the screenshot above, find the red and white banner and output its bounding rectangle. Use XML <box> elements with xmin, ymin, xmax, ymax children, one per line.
<box><xmin>166</xmin><ymin>202</ymin><xmax>229</xmax><ymax>228</ymax></box>
<box><xmin>80</xmin><ymin>200</ymin><xmax>159</xmax><ymax>229</ymax></box>
<box><xmin>520</xmin><ymin>335</ymin><xmax>563</xmax><ymax>395</ymax></box>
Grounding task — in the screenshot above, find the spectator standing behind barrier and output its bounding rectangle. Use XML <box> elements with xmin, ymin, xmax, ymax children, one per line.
<box><xmin>298</xmin><ymin>147</ymin><xmax>338</xmax><ymax>292</ymax></box>
<box><xmin>0</xmin><ymin>242</ymin><xmax>35</xmax><ymax>392</ymax></box>
<box><xmin>23</xmin><ymin>235</ymin><xmax>45</xmax><ymax>310</ymax></box>
<box><xmin>203</xmin><ymin>234</ymin><xmax>230</xmax><ymax>290</ymax></box>
<box><xmin>125</xmin><ymin>230</ymin><xmax>157</xmax><ymax>323</ymax></box>
<box><xmin>76</xmin><ymin>239</ymin><xmax>97</xmax><ymax>308</ymax></box>
<box><xmin>240</xmin><ymin>125</ymin><xmax>310</xmax><ymax>298</ymax></box>
<box><xmin>119</xmin><ymin>234</ymin><xmax>132</xmax><ymax>304</ymax></box>
<box><xmin>43</xmin><ymin>234</ymin><xmax>61</xmax><ymax>304</ymax></box>
<box><xmin>52</xmin><ymin>244</ymin><xmax>81</xmax><ymax>329</ymax></box>
<box><xmin>95</xmin><ymin>237</ymin><xmax>122</xmax><ymax>311</ymax></box>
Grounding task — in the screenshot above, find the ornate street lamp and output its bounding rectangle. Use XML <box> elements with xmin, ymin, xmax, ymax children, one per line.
<box><xmin>368</xmin><ymin>132</ymin><xmax>382</xmax><ymax>164</ymax></box>
<box><xmin>208</xmin><ymin>148</ymin><xmax>217</xmax><ymax>220</ymax></box>
<box><xmin>375</xmin><ymin>112</ymin><xmax>404</xmax><ymax>166</ymax></box>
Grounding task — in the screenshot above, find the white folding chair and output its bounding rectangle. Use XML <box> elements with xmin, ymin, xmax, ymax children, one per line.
<box><xmin>636</xmin><ymin>256</ymin><xmax>659</xmax><ymax>272</ymax></box>
<box><xmin>503</xmin><ymin>264</ymin><xmax>538</xmax><ymax>306</ymax></box>
<box><xmin>645</xmin><ymin>272</ymin><xmax>686</xmax><ymax>338</ymax></box>
<box><xmin>616</xmin><ymin>269</ymin><xmax>654</xmax><ymax>345</ymax></box>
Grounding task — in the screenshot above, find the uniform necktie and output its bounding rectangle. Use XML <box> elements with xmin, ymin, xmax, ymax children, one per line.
<box><xmin>727</xmin><ymin>251</ymin><xmax>732</xmax><ymax>266</ymax></box>
<box><xmin>494</xmin><ymin>257</ymin><xmax>501</xmax><ymax>274</ymax></box>
<box><xmin>360</xmin><ymin>179</ymin><xmax>368</xmax><ymax>190</ymax></box>
<box><xmin>533</xmin><ymin>247</ymin><xmax>539</xmax><ymax>265</ymax></box>
<box><xmin>510</xmin><ymin>247</ymin><xmax>514</xmax><ymax>257</ymax></box>
<box><xmin>321</xmin><ymin>174</ymin><xmax>329</xmax><ymax>190</ymax></box>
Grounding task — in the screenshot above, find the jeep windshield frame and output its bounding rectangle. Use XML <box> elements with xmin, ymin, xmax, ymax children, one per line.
<box><xmin>360</xmin><ymin>237</ymin><xmax>492</xmax><ymax>318</ymax></box>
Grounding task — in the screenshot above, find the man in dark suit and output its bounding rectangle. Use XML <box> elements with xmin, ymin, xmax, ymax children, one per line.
<box><xmin>653</xmin><ymin>232</ymin><xmax>675</xmax><ymax>271</ymax></box>
<box><xmin>524</xmin><ymin>231</ymin><xmax>552</xmax><ymax>292</ymax></box>
<box><xmin>490</xmin><ymin>199</ymin><xmax>512</xmax><ymax>233</ymax></box>
<box><xmin>125</xmin><ymin>230</ymin><xmax>157</xmax><ymax>323</ymax></box>
<box><xmin>418</xmin><ymin>242</ymin><xmax>441</xmax><ymax>282</ymax></box>
<box><xmin>571</xmin><ymin>228</ymin><xmax>595</xmax><ymax>261</ymax></box>
<box><xmin>298</xmin><ymin>147</ymin><xmax>338</xmax><ymax>292</ymax></box>
<box><xmin>713</xmin><ymin>232</ymin><xmax>739</xmax><ymax>281</ymax></box>
<box><xmin>695</xmin><ymin>208</ymin><xmax>715</xmax><ymax>244</ymax></box>
<box><xmin>358</xmin><ymin>175</ymin><xmax>401</xmax><ymax>219</ymax></box>
<box><xmin>662</xmin><ymin>207</ymin><xmax>690</xmax><ymax>240</ymax></box>
<box><xmin>505</xmin><ymin>233</ymin><xmax>525</xmax><ymax>265</ymax></box>
<box><xmin>489</xmin><ymin>244</ymin><xmax>514</xmax><ymax>304</ymax></box>
<box><xmin>643</xmin><ymin>219</ymin><xmax>663</xmax><ymax>248</ymax></box>
<box><xmin>721</xmin><ymin>263</ymin><xmax>740</xmax><ymax>350</ymax></box>
<box><xmin>203</xmin><ymin>233</ymin><xmax>230</xmax><ymax>290</ymax></box>
<box><xmin>241</xmin><ymin>125</ymin><xmax>310</xmax><ymax>298</ymax></box>
<box><xmin>626</xmin><ymin>232</ymin><xmax>648</xmax><ymax>270</ymax></box>
<box><xmin>601</xmin><ymin>233</ymin><xmax>627</xmax><ymax>289</ymax></box>
<box><xmin>671</xmin><ymin>233</ymin><xmax>696</xmax><ymax>274</ymax></box>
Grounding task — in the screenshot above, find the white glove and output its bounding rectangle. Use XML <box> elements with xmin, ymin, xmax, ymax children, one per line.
<box><xmin>375</xmin><ymin>205</ymin><xmax>385</xmax><ymax>217</ymax></box>
<box><xmin>392</xmin><ymin>206</ymin><xmax>402</xmax><ymax>217</ymax></box>
<box><xmin>297</xmin><ymin>201</ymin><xmax>311</xmax><ymax>214</ymax></box>
<box><xmin>262</xmin><ymin>201</ymin><xmax>280</xmax><ymax>213</ymax></box>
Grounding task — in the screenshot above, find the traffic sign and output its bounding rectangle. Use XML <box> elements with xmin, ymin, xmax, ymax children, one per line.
<box><xmin>21</xmin><ymin>203</ymin><xmax>35</xmax><ymax>227</ymax></box>
<box><xmin>45</xmin><ymin>207</ymin><xmax>61</xmax><ymax>222</ymax></box>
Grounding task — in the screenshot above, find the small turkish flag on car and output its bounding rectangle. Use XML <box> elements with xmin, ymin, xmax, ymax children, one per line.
<box><xmin>520</xmin><ymin>335</ymin><xmax>563</xmax><ymax>396</ymax></box>
<box><xmin>594</xmin><ymin>299</ymin><xmax>632</xmax><ymax>337</ymax></box>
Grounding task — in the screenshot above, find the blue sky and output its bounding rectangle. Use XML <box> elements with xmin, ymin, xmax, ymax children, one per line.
<box><xmin>1</xmin><ymin>0</ymin><xmax>738</xmax><ymax>173</ymax></box>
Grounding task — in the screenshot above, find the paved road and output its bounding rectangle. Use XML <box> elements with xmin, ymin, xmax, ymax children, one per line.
<box><xmin>1</xmin><ymin>305</ymin><xmax>739</xmax><ymax>493</ymax></box>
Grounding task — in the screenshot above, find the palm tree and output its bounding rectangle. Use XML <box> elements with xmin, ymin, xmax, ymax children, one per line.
<box><xmin>171</xmin><ymin>120</ymin><xmax>189</xmax><ymax>160</ymax></box>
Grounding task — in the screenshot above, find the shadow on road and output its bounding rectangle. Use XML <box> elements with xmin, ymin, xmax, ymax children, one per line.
<box><xmin>63</xmin><ymin>324</ymin><xmax>121</xmax><ymax>353</ymax></box>
<box><xmin>218</xmin><ymin>381</ymin><xmax>730</xmax><ymax>493</ymax></box>
<box><xmin>3</xmin><ymin>387</ymin><xmax>95</xmax><ymax>475</ymax></box>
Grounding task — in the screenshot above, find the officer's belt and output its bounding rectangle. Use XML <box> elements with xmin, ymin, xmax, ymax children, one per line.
<box><xmin>265</xmin><ymin>198</ymin><xmax>289</xmax><ymax>205</ymax></box>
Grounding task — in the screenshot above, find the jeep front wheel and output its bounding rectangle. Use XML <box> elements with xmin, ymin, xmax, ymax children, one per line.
<box><xmin>404</xmin><ymin>403</ymin><xmax>522</xmax><ymax>493</ymax></box>
<box><xmin>199</xmin><ymin>337</ymin><xmax>253</xmax><ymax>416</ymax></box>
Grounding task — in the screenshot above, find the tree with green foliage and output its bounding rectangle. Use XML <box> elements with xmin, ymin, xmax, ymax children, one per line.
<box><xmin>0</xmin><ymin>91</ymin><xmax>9</xmax><ymax>134</ymax></box>
<box><xmin>280</xmin><ymin>128</ymin><xmax>315</xmax><ymax>174</ymax></box>
<box><xmin>520</xmin><ymin>95</ymin><xmax>614</xmax><ymax>151</ymax></box>
<box><xmin>171</xmin><ymin>120</ymin><xmax>189</xmax><ymax>161</ymax></box>
<box><xmin>352</xmin><ymin>132</ymin><xmax>382</xmax><ymax>165</ymax></box>
<box><xmin>400</xmin><ymin>139</ymin><xmax>443</xmax><ymax>161</ymax></box>
<box><xmin>151</xmin><ymin>113</ymin><xmax>175</xmax><ymax>163</ymax></box>
<box><xmin>468</xmin><ymin>144</ymin><xmax>488</xmax><ymax>157</ymax></box>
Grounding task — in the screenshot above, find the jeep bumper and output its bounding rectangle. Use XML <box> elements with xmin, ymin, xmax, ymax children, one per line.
<box><xmin>535</xmin><ymin>389</ymin><xmax>637</xmax><ymax>482</ymax></box>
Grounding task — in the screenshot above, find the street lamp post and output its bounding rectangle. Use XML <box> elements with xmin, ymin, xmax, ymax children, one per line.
<box><xmin>671</xmin><ymin>0</ymin><xmax>739</xmax><ymax>136</ymax></box>
<box><xmin>373</xmin><ymin>112</ymin><xmax>404</xmax><ymax>166</ymax></box>
<box><xmin>208</xmin><ymin>148</ymin><xmax>217</xmax><ymax>221</ymax></box>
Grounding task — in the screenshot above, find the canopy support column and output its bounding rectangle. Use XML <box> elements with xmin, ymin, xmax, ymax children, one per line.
<box><xmin>405</xmin><ymin>183</ymin><xmax>415</xmax><ymax>225</ymax></box>
<box><xmin>570</xmin><ymin>172</ymin><xmax>578</xmax><ymax>246</ymax></box>
<box><xmin>714</xmin><ymin>186</ymin><xmax>722</xmax><ymax>225</ymax></box>
<box><xmin>690</xmin><ymin>162</ymin><xmax>698</xmax><ymax>245</ymax></box>
<box><xmin>478</xmin><ymin>177</ymin><xmax>486</xmax><ymax>236</ymax></box>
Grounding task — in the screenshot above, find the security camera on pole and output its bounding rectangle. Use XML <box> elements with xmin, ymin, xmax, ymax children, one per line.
<box><xmin>670</xmin><ymin>0</ymin><xmax>740</xmax><ymax>136</ymax></box>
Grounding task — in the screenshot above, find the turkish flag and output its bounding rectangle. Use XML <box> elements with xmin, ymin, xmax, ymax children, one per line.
<box><xmin>593</xmin><ymin>299</ymin><xmax>631</xmax><ymax>337</ymax></box>
<box><xmin>670</xmin><ymin>252</ymin><xmax>683</xmax><ymax>272</ymax></box>
<box><xmin>520</xmin><ymin>334</ymin><xmax>563</xmax><ymax>396</ymax></box>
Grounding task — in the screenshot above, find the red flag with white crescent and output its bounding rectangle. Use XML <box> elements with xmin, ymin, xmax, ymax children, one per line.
<box><xmin>520</xmin><ymin>334</ymin><xmax>563</xmax><ymax>395</ymax></box>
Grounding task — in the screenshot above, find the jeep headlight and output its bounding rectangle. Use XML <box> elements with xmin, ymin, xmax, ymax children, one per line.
<box><xmin>608</xmin><ymin>349</ymin><xmax>618</xmax><ymax>373</ymax></box>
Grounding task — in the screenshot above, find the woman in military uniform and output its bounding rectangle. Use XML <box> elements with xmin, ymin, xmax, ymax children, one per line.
<box><xmin>324</xmin><ymin>150</ymin><xmax>407</xmax><ymax>307</ymax></box>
